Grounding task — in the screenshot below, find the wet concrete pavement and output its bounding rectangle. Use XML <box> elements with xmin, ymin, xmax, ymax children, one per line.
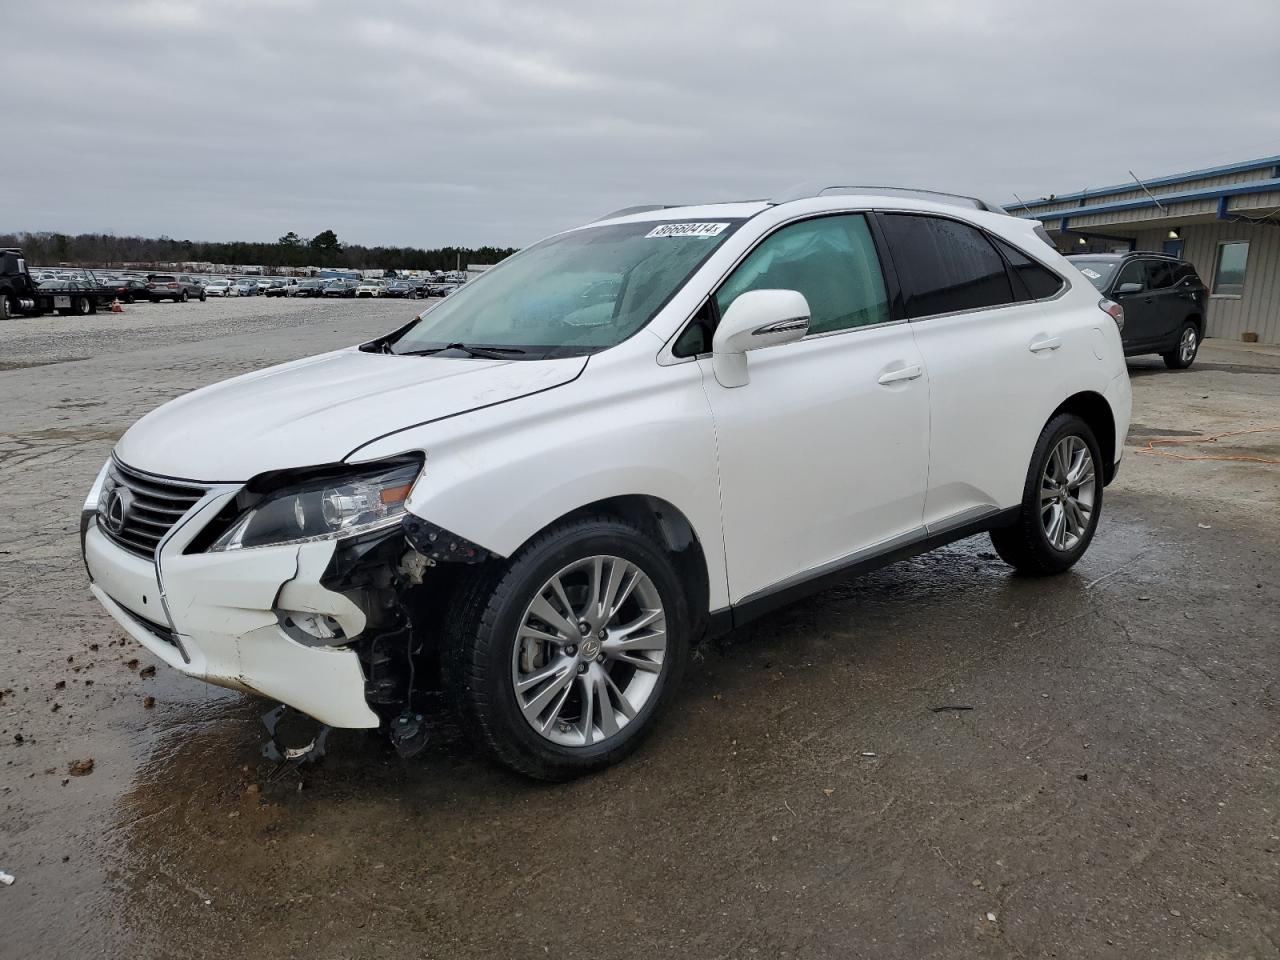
<box><xmin>2</xmin><ymin>300</ymin><xmax>1278</xmax><ymax>958</ymax></box>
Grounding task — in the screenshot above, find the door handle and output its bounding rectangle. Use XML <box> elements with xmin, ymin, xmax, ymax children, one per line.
<box><xmin>877</xmin><ymin>363</ymin><xmax>922</xmax><ymax>385</ymax></box>
<box><xmin>1029</xmin><ymin>336</ymin><xmax>1062</xmax><ymax>353</ymax></box>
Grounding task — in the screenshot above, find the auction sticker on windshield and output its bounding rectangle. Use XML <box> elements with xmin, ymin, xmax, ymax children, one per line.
<box><xmin>645</xmin><ymin>222</ymin><xmax>730</xmax><ymax>239</ymax></box>
<box><xmin>1079</xmin><ymin>268</ymin><xmax>1102</xmax><ymax>279</ymax></box>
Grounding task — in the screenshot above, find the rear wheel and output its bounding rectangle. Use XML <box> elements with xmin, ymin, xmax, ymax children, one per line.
<box><xmin>444</xmin><ymin>516</ymin><xmax>689</xmax><ymax>780</ymax></box>
<box><xmin>74</xmin><ymin>296</ymin><xmax>92</xmax><ymax>316</ymax></box>
<box><xmin>180</xmin><ymin>290</ymin><xmax>189</xmax><ymax>303</ymax></box>
<box><xmin>1163</xmin><ymin>323</ymin><xmax>1199</xmax><ymax>369</ymax></box>
<box><xmin>199</xmin><ymin>291</ymin><xmax>207</xmax><ymax>302</ymax></box>
<box><xmin>991</xmin><ymin>414</ymin><xmax>1103</xmax><ymax>576</ymax></box>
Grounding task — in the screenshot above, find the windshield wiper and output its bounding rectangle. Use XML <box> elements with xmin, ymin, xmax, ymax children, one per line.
<box><xmin>397</xmin><ymin>342</ymin><xmax>528</xmax><ymax>359</ymax></box>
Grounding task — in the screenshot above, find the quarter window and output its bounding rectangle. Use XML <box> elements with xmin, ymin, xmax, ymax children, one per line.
<box><xmin>992</xmin><ymin>237</ymin><xmax>1064</xmax><ymax>301</ymax></box>
<box><xmin>714</xmin><ymin>214</ymin><xmax>890</xmax><ymax>336</ymax></box>
<box><xmin>1212</xmin><ymin>241</ymin><xmax>1249</xmax><ymax>296</ymax></box>
<box><xmin>880</xmin><ymin>214</ymin><xmax>1014</xmax><ymax>318</ymax></box>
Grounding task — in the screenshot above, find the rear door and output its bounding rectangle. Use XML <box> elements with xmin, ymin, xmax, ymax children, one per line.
<box><xmin>877</xmin><ymin>213</ymin><xmax>1072</xmax><ymax>529</ymax></box>
<box><xmin>1141</xmin><ymin>259</ymin><xmax>1180</xmax><ymax>345</ymax></box>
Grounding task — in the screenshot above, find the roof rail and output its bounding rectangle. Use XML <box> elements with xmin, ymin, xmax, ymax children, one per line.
<box><xmin>594</xmin><ymin>204</ymin><xmax>680</xmax><ymax>222</ymax></box>
<box><xmin>772</xmin><ymin>183</ymin><xmax>1009</xmax><ymax>215</ymax></box>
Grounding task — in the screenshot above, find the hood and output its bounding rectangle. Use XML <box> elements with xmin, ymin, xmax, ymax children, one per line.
<box><xmin>115</xmin><ymin>348</ymin><xmax>587</xmax><ymax>481</ymax></box>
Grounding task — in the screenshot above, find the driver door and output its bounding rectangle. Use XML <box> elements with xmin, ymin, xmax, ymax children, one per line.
<box><xmin>698</xmin><ymin>214</ymin><xmax>930</xmax><ymax>606</ymax></box>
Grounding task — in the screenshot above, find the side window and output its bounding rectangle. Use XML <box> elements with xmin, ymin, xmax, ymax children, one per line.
<box><xmin>1144</xmin><ymin>260</ymin><xmax>1176</xmax><ymax>290</ymax></box>
<box><xmin>880</xmin><ymin>214</ymin><xmax>1013</xmax><ymax>318</ymax></box>
<box><xmin>713</xmin><ymin>214</ymin><xmax>890</xmax><ymax>336</ymax></box>
<box><xmin>992</xmin><ymin>236</ymin><xmax>1064</xmax><ymax>301</ymax></box>
<box><xmin>1115</xmin><ymin>260</ymin><xmax>1144</xmax><ymax>289</ymax></box>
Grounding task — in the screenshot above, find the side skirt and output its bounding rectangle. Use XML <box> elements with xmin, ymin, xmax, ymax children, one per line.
<box><xmin>706</xmin><ymin>506</ymin><xmax>1020</xmax><ymax>638</ymax></box>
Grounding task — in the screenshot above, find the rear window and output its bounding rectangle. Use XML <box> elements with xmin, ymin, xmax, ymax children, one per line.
<box><xmin>150</xmin><ymin>274</ymin><xmax>176</xmax><ymax>282</ymax></box>
<box><xmin>880</xmin><ymin>214</ymin><xmax>1013</xmax><ymax>318</ymax></box>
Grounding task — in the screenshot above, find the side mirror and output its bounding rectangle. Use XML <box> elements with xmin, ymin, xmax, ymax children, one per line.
<box><xmin>711</xmin><ymin>289</ymin><xmax>810</xmax><ymax>388</ymax></box>
<box><xmin>1115</xmin><ymin>281</ymin><xmax>1143</xmax><ymax>296</ymax></box>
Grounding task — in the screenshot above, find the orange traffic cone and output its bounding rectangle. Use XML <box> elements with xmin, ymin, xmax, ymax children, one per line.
<box><xmin>110</xmin><ymin>298</ymin><xmax>124</xmax><ymax>313</ymax></box>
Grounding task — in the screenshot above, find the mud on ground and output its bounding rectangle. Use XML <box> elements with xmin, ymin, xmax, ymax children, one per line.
<box><xmin>2</xmin><ymin>300</ymin><xmax>1278</xmax><ymax>959</ymax></box>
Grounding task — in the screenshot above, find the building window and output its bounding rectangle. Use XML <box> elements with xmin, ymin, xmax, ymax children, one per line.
<box><xmin>1212</xmin><ymin>241</ymin><xmax>1249</xmax><ymax>296</ymax></box>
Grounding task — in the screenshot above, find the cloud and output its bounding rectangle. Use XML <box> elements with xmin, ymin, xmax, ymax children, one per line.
<box><xmin>4</xmin><ymin>0</ymin><xmax>1279</xmax><ymax>248</ymax></box>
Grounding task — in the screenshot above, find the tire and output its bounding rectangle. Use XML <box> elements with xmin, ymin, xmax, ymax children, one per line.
<box><xmin>990</xmin><ymin>413</ymin><xmax>1104</xmax><ymax>576</ymax></box>
<box><xmin>199</xmin><ymin>291</ymin><xmax>207</xmax><ymax>302</ymax></box>
<box><xmin>74</xmin><ymin>296</ymin><xmax>91</xmax><ymax>316</ymax></box>
<box><xmin>0</xmin><ymin>295</ymin><xmax>12</xmax><ymax>321</ymax></box>
<box><xmin>180</xmin><ymin>291</ymin><xmax>189</xmax><ymax>303</ymax></box>
<box><xmin>1162</xmin><ymin>322</ymin><xmax>1200</xmax><ymax>370</ymax></box>
<box><xmin>443</xmin><ymin>515</ymin><xmax>690</xmax><ymax>780</ymax></box>
<box><xmin>125</xmin><ymin>294</ymin><xmax>135</xmax><ymax>304</ymax></box>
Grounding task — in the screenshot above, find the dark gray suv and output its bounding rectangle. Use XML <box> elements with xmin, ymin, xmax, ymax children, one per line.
<box><xmin>1068</xmin><ymin>253</ymin><xmax>1206</xmax><ymax>369</ymax></box>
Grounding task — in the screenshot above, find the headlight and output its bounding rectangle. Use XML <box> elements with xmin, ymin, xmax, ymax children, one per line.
<box><xmin>209</xmin><ymin>458</ymin><xmax>421</xmax><ymax>552</ymax></box>
<box><xmin>84</xmin><ymin>459</ymin><xmax>112</xmax><ymax>512</ymax></box>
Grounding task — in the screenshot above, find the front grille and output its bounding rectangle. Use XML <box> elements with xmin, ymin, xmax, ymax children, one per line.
<box><xmin>99</xmin><ymin>460</ymin><xmax>209</xmax><ymax>560</ymax></box>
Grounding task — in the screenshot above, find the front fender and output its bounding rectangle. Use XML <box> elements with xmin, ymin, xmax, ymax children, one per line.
<box><xmin>355</xmin><ymin>351</ymin><xmax>729</xmax><ymax>611</ymax></box>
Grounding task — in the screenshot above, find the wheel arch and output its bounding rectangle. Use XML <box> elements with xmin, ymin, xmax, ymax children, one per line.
<box><xmin>515</xmin><ymin>494</ymin><xmax>713</xmax><ymax>642</ymax></box>
<box><xmin>1051</xmin><ymin>390</ymin><xmax>1117</xmax><ymax>484</ymax></box>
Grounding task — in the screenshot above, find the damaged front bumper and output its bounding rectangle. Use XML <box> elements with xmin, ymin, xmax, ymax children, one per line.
<box><xmin>81</xmin><ymin>477</ymin><xmax>402</xmax><ymax>729</ymax></box>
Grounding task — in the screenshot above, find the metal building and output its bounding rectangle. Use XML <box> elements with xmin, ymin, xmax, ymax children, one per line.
<box><xmin>1009</xmin><ymin>156</ymin><xmax>1280</xmax><ymax>344</ymax></box>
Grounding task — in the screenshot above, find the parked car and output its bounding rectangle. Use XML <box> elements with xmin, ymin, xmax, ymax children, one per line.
<box><xmin>1067</xmin><ymin>253</ymin><xmax>1206</xmax><ymax>369</ymax></box>
<box><xmin>98</xmin><ymin>278</ymin><xmax>149</xmax><ymax>303</ymax></box>
<box><xmin>203</xmin><ymin>279</ymin><xmax>233</xmax><ymax>298</ymax></box>
<box><xmin>355</xmin><ymin>279</ymin><xmax>386</xmax><ymax>298</ymax></box>
<box><xmin>232</xmin><ymin>278</ymin><xmax>259</xmax><ymax>296</ymax></box>
<box><xmin>385</xmin><ymin>280</ymin><xmax>415</xmax><ymax>298</ymax></box>
<box><xmin>323</xmin><ymin>278</ymin><xmax>357</xmax><ymax>298</ymax></box>
<box><xmin>81</xmin><ymin>187</ymin><xmax>1130</xmax><ymax>780</ymax></box>
<box><xmin>146</xmin><ymin>274</ymin><xmax>206</xmax><ymax>303</ymax></box>
<box><xmin>264</xmin><ymin>279</ymin><xmax>297</xmax><ymax>297</ymax></box>
<box><xmin>288</xmin><ymin>279</ymin><xmax>327</xmax><ymax>297</ymax></box>
<box><xmin>254</xmin><ymin>279</ymin><xmax>273</xmax><ymax>295</ymax></box>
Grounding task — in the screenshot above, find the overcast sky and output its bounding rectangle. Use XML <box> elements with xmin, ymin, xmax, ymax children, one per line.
<box><xmin>6</xmin><ymin>0</ymin><xmax>1280</xmax><ymax>249</ymax></box>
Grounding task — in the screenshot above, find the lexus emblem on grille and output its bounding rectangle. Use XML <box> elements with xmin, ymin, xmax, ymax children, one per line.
<box><xmin>103</xmin><ymin>487</ymin><xmax>133</xmax><ymax>535</ymax></box>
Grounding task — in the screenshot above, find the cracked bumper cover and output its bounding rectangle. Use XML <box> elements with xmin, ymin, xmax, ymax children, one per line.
<box><xmin>82</xmin><ymin>504</ymin><xmax>380</xmax><ymax>729</ymax></box>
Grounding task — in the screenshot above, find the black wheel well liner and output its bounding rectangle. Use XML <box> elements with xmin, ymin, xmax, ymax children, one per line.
<box><xmin>1051</xmin><ymin>391</ymin><xmax>1118</xmax><ymax>484</ymax></box>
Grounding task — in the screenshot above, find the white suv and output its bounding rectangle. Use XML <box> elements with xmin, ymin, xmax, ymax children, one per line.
<box><xmin>81</xmin><ymin>186</ymin><xmax>1132</xmax><ymax>779</ymax></box>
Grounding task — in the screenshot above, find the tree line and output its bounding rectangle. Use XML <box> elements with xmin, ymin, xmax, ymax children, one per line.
<box><xmin>1</xmin><ymin>229</ymin><xmax>518</xmax><ymax>272</ymax></box>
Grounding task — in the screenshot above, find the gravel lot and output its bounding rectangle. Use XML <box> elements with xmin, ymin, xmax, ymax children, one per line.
<box><xmin>2</xmin><ymin>298</ymin><xmax>1278</xmax><ymax>959</ymax></box>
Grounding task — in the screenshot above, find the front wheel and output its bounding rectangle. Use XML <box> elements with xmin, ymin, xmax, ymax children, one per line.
<box><xmin>180</xmin><ymin>291</ymin><xmax>189</xmax><ymax>303</ymax></box>
<box><xmin>990</xmin><ymin>414</ymin><xmax>1103</xmax><ymax>576</ymax></box>
<box><xmin>444</xmin><ymin>516</ymin><xmax>690</xmax><ymax>780</ymax></box>
<box><xmin>0</xmin><ymin>295</ymin><xmax>13</xmax><ymax>321</ymax></box>
<box><xmin>199</xmin><ymin>291</ymin><xmax>206</xmax><ymax>302</ymax></box>
<box><xmin>1163</xmin><ymin>323</ymin><xmax>1199</xmax><ymax>369</ymax></box>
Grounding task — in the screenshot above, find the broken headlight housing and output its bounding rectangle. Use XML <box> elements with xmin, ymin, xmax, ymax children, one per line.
<box><xmin>208</xmin><ymin>457</ymin><xmax>421</xmax><ymax>552</ymax></box>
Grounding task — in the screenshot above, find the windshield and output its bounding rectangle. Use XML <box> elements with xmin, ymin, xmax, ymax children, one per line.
<box><xmin>385</xmin><ymin>219</ymin><xmax>743</xmax><ymax>358</ymax></box>
<box><xmin>1069</xmin><ymin>259</ymin><xmax>1119</xmax><ymax>290</ymax></box>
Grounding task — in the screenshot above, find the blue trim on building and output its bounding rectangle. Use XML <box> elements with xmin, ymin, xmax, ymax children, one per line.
<box><xmin>1020</xmin><ymin>178</ymin><xmax>1280</xmax><ymax>229</ymax></box>
<box><xmin>1007</xmin><ymin>154</ymin><xmax>1280</xmax><ymax>212</ymax></box>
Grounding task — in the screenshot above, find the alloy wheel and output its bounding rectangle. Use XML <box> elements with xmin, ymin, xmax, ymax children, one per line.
<box><xmin>1040</xmin><ymin>435</ymin><xmax>1097</xmax><ymax>551</ymax></box>
<box><xmin>1180</xmin><ymin>327</ymin><xmax>1197</xmax><ymax>364</ymax></box>
<box><xmin>512</xmin><ymin>555</ymin><xmax>667</xmax><ymax>747</ymax></box>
